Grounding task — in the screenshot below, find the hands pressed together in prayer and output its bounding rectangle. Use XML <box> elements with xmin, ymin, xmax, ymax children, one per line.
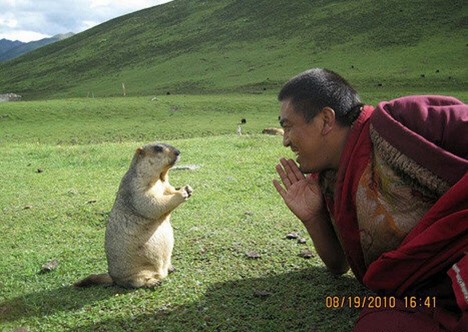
<box><xmin>272</xmin><ymin>158</ymin><xmax>324</xmax><ymax>224</ymax></box>
<box><xmin>273</xmin><ymin>158</ymin><xmax>349</xmax><ymax>275</ymax></box>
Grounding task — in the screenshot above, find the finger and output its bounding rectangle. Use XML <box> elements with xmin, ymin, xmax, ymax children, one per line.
<box><xmin>286</xmin><ymin>159</ymin><xmax>305</xmax><ymax>182</ymax></box>
<box><xmin>278</xmin><ymin>159</ymin><xmax>298</xmax><ymax>188</ymax></box>
<box><xmin>275</xmin><ymin>163</ymin><xmax>292</xmax><ymax>189</ymax></box>
<box><xmin>280</xmin><ymin>158</ymin><xmax>304</xmax><ymax>183</ymax></box>
<box><xmin>306</xmin><ymin>173</ymin><xmax>319</xmax><ymax>182</ymax></box>
<box><xmin>305</xmin><ymin>173</ymin><xmax>320</xmax><ymax>190</ymax></box>
<box><xmin>272</xmin><ymin>179</ymin><xmax>287</xmax><ymax>199</ymax></box>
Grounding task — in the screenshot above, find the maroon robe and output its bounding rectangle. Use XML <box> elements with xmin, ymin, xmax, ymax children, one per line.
<box><xmin>324</xmin><ymin>96</ymin><xmax>468</xmax><ymax>331</ymax></box>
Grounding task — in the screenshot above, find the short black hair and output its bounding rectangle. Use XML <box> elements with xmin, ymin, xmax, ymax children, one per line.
<box><xmin>278</xmin><ymin>68</ymin><xmax>363</xmax><ymax>126</ymax></box>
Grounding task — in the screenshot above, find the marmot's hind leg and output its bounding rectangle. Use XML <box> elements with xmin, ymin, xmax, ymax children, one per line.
<box><xmin>121</xmin><ymin>271</ymin><xmax>163</xmax><ymax>288</ymax></box>
<box><xmin>140</xmin><ymin>277</ymin><xmax>162</xmax><ymax>288</ymax></box>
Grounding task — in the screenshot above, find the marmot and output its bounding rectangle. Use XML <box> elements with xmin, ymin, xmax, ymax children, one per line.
<box><xmin>75</xmin><ymin>142</ymin><xmax>192</xmax><ymax>288</ymax></box>
<box><xmin>262</xmin><ymin>128</ymin><xmax>284</xmax><ymax>136</ymax></box>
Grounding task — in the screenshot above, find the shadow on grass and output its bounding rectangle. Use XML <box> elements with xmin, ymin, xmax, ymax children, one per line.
<box><xmin>0</xmin><ymin>284</ymin><xmax>133</xmax><ymax>323</ymax></box>
<box><xmin>75</xmin><ymin>268</ymin><xmax>369</xmax><ymax>332</ymax></box>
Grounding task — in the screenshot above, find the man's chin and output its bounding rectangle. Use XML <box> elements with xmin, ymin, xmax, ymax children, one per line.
<box><xmin>297</xmin><ymin>163</ymin><xmax>311</xmax><ymax>174</ymax></box>
<box><xmin>296</xmin><ymin>156</ymin><xmax>317</xmax><ymax>173</ymax></box>
<box><xmin>298</xmin><ymin>162</ymin><xmax>318</xmax><ymax>174</ymax></box>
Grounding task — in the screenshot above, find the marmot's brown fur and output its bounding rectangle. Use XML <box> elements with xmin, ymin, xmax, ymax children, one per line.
<box><xmin>75</xmin><ymin>143</ymin><xmax>192</xmax><ymax>288</ymax></box>
<box><xmin>262</xmin><ymin>128</ymin><xmax>284</xmax><ymax>136</ymax></box>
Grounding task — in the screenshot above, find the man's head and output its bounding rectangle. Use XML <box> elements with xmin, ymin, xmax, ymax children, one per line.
<box><xmin>278</xmin><ymin>68</ymin><xmax>362</xmax><ymax>173</ymax></box>
<box><xmin>278</xmin><ymin>68</ymin><xmax>362</xmax><ymax>126</ymax></box>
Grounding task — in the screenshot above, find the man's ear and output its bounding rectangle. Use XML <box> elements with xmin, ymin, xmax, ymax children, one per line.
<box><xmin>320</xmin><ymin>107</ymin><xmax>336</xmax><ymax>135</ymax></box>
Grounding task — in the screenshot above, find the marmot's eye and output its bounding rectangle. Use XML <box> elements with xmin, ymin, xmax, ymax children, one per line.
<box><xmin>154</xmin><ymin>145</ymin><xmax>164</xmax><ymax>153</ymax></box>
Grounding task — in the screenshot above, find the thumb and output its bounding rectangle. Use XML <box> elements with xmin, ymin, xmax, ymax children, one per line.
<box><xmin>305</xmin><ymin>173</ymin><xmax>319</xmax><ymax>184</ymax></box>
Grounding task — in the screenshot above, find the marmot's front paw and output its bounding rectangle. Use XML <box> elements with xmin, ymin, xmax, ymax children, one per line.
<box><xmin>182</xmin><ymin>185</ymin><xmax>193</xmax><ymax>199</ymax></box>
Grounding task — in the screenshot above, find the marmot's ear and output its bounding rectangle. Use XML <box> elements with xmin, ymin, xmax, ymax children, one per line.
<box><xmin>136</xmin><ymin>147</ymin><xmax>145</xmax><ymax>157</ymax></box>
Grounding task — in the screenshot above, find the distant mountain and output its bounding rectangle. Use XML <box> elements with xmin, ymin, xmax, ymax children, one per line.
<box><xmin>0</xmin><ymin>33</ymin><xmax>74</xmax><ymax>62</ymax></box>
<box><xmin>0</xmin><ymin>0</ymin><xmax>465</xmax><ymax>100</ymax></box>
<box><xmin>0</xmin><ymin>39</ymin><xmax>24</xmax><ymax>56</ymax></box>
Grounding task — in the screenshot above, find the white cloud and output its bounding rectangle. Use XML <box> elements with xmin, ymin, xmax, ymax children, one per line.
<box><xmin>0</xmin><ymin>30</ymin><xmax>49</xmax><ymax>42</ymax></box>
<box><xmin>0</xmin><ymin>0</ymin><xmax>174</xmax><ymax>42</ymax></box>
<box><xmin>0</xmin><ymin>15</ymin><xmax>18</xmax><ymax>29</ymax></box>
<box><xmin>89</xmin><ymin>0</ymin><xmax>111</xmax><ymax>9</ymax></box>
<box><xmin>81</xmin><ymin>20</ymin><xmax>99</xmax><ymax>31</ymax></box>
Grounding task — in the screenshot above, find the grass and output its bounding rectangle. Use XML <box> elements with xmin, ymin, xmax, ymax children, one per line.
<box><xmin>0</xmin><ymin>95</ymin><xmax>282</xmax><ymax>144</ymax></box>
<box><xmin>0</xmin><ymin>94</ymin><xmax>375</xmax><ymax>332</ymax></box>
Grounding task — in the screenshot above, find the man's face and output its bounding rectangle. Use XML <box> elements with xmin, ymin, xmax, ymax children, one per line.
<box><xmin>279</xmin><ymin>99</ymin><xmax>329</xmax><ymax>173</ymax></box>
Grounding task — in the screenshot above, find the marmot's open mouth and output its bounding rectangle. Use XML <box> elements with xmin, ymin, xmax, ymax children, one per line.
<box><xmin>160</xmin><ymin>169</ymin><xmax>169</xmax><ymax>181</ymax></box>
<box><xmin>159</xmin><ymin>156</ymin><xmax>179</xmax><ymax>181</ymax></box>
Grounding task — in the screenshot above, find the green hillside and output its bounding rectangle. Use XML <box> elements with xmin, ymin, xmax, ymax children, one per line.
<box><xmin>0</xmin><ymin>0</ymin><xmax>466</xmax><ymax>100</ymax></box>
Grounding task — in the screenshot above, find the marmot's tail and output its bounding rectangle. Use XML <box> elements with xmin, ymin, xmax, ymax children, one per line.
<box><xmin>74</xmin><ymin>273</ymin><xmax>113</xmax><ymax>287</ymax></box>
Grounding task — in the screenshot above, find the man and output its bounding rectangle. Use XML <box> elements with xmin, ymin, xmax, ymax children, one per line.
<box><xmin>273</xmin><ymin>68</ymin><xmax>467</xmax><ymax>331</ymax></box>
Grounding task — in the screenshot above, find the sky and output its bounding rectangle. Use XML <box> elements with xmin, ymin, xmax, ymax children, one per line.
<box><xmin>0</xmin><ymin>0</ymin><xmax>174</xmax><ymax>42</ymax></box>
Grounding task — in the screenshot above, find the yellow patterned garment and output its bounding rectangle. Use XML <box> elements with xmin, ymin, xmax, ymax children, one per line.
<box><xmin>319</xmin><ymin>96</ymin><xmax>465</xmax><ymax>279</ymax></box>
<box><xmin>320</xmin><ymin>130</ymin><xmax>444</xmax><ymax>268</ymax></box>
<box><xmin>355</xmin><ymin>151</ymin><xmax>437</xmax><ymax>266</ymax></box>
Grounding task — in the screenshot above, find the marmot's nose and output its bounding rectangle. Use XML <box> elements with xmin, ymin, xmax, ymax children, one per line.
<box><xmin>174</xmin><ymin>149</ymin><xmax>180</xmax><ymax>156</ymax></box>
